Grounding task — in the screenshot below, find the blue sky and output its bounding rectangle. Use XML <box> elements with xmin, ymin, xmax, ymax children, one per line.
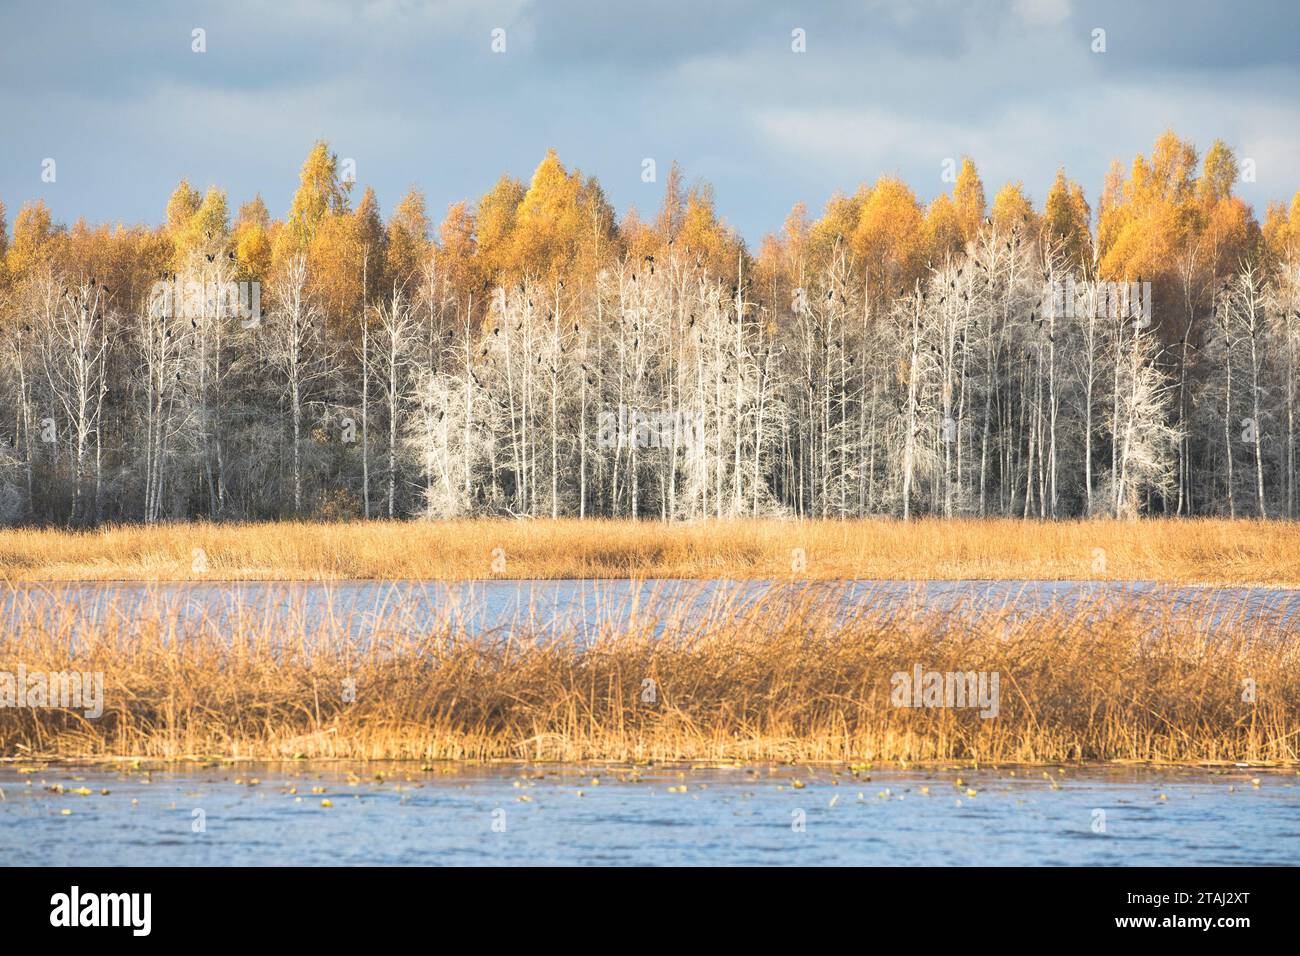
<box><xmin>2</xmin><ymin>0</ymin><xmax>1298</xmax><ymax>244</ymax></box>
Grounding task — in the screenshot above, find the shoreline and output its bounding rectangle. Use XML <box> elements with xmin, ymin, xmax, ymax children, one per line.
<box><xmin>6</xmin><ymin>756</ymin><xmax>1298</xmax><ymax>770</ymax></box>
<box><xmin>4</xmin><ymin>516</ymin><xmax>1300</xmax><ymax>585</ymax></box>
<box><xmin>6</xmin><ymin>576</ymin><xmax>1300</xmax><ymax>589</ymax></box>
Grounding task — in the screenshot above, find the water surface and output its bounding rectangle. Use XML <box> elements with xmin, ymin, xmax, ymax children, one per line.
<box><xmin>2</xmin><ymin>762</ymin><xmax>1295</xmax><ymax>866</ymax></box>
<box><xmin>4</xmin><ymin>578</ymin><xmax>1297</xmax><ymax>640</ymax></box>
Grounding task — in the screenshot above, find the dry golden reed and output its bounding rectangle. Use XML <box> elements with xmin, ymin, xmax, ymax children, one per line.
<box><xmin>2</xmin><ymin>517</ymin><xmax>1300</xmax><ymax>584</ymax></box>
<box><xmin>2</xmin><ymin>582</ymin><xmax>1297</xmax><ymax>765</ymax></box>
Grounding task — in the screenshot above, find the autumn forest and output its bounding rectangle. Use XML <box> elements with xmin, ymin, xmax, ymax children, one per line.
<box><xmin>1</xmin><ymin>130</ymin><xmax>1298</xmax><ymax>526</ymax></box>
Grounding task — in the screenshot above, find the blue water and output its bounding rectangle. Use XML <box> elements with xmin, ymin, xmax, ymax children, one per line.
<box><xmin>4</xmin><ymin>580</ymin><xmax>1295</xmax><ymax>866</ymax></box>
<box><xmin>2</xmin><ymin>762</ymin><xmax>1296</xmax><ymax>866</ymax></box>
<box><xmin>3</xmin><ymin>579</ymin><xmax>1295</xmax><ymax>641</ymax></box>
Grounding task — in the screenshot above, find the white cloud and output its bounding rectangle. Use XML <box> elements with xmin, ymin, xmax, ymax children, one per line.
<box><xmin>1013</xmin><ymin>0</ymin><xmax>1072</xmax><ymax>27</ymax></box>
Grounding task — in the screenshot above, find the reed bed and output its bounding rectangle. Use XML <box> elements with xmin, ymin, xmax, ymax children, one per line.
<box><xmin>2</xmin><ymin>583</ymin><xmax>1297</xmax><ymax>764</ymax></box>
<box><xmin>1</xmin><ymin>517</ymin><xmax>1300</xmax><ymax>584</ymax></box>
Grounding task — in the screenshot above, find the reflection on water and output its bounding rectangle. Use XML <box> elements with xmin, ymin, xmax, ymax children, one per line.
<box><xmin>3</xmin><ymin>578</ymin><xmax>1298</xmax><ymax>640</ymax></box>
<box><xmin>1</xmin><ymin>762</ymin><xmax>1296</xmax><ymax>866</ymax></box>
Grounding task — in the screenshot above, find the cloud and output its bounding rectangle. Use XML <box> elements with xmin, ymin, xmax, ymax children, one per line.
<box><xmin>1</xmin><ymin>0</ymin><xmax>1297</xmax><ymax>244</ymax></box>
<box><xmin>1013</xmin><ymin>0</ymin><xmax>1071</xmax><ymax>27</ymax></box>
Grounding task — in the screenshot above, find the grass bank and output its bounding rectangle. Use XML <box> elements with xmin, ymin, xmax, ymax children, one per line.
<box><xmin>1</xmin><ymin>517</ymin><xmax>1299</xmax><ymax>584</ymax></box>
<box><xmin>3</xmin><ymin>584</ymin><xmax>1296</xmax><ymax>764</ymax></box>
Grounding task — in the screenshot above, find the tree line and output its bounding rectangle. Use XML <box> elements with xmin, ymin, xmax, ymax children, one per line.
<box><xmin>1</xmin><ymin>130</ymin><xmax>1298</xmax><ymax>525</ymax></box>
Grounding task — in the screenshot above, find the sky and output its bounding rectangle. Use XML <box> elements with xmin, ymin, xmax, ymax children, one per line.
<box><xmin>2</xmin><ymin>0</ymin><xmax>1298</xmax><ymax>246</ymax></box>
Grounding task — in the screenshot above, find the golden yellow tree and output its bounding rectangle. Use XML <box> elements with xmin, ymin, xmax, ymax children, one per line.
<box><xmin>184</xmin><ymin>187</ymin><xmax>231</xmax><ymax>255</ymax></box>
<box><xmin>5</xmin><ymin>200</ymin><xmax>60</xmax><ymax>281</ymax></box>
<box><xmin>436</xmin><ymin>200</ymin><xmax>478</xmax><ymax>310</ymax></box>
<box><xmin>0</xmin><ymin>197</ymin><xmax>8</xmax><ymax>287</ymax></box>
<box><xmin>511</xmin><ymin>149</ymin><xmax>587</xmax><ymax>279</ymax></box>
<box><xmin>807</xmin><ymin>189</ymin><xmax>864</xmax><ymax>274</ymax></box>
<box><xmin>989</xmin><ymin>181</ymin><xmax>1037</xmax><ymax>235</ymax></box>
<box><xmin>953</xmin><ymin>157</ymin><xmax>986</xmax><ymax>244</ymax></box>
<box><xmin>924</xmin><ymin>192</ymin><xmax>964</xmax><ymax>262</ymax></box>
<box><xmin>308</xmin><ymin>208</ymin><xmax>365</xmax><ymax>339</ymax></box>
<box><xmin>1042</xmin><ymin>168</ymin><xmax>1092</xmax><ymax>266</ymax></box>
<box><xmin>1099</xmin><ymin>129</ymin><xmax>1199</xmax><ymax>282</ymax></box>
<box><xmin>852</xmin><ymin>176</ymin><xmax>924</xmax><ymax>302</ymax></box>
<box><xmin>353</xmin><ymin>187</ymin><xmax>386</xmax><ymax>305</ymax></box>
<box><xmin>473</xmin><ymin>174</ymin><xmax>525</xmax><ymax>282</ymax></box>
<box><xmin>232</xmin><ymin>195</ymin><xmax>273</xmax><ymax>279</ymax></box>
<box><xmin>273</xmin><ymin>141</ymin><xmax>350</xmax><ymax>269</ymax></box>
<box><xmin>385</xmin><ymin>186</ymin><xmax>430</xmax><ymax>294</ymax></box>
<box><xmin>1262</xmin><ymin>195</ymin><xmax>1297</xmax><ymax>264</ymax></box>
<box><xmin>677</xmin><ymin>184</ymin><xmax>744</xmax><ymax>283</ymax></box>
